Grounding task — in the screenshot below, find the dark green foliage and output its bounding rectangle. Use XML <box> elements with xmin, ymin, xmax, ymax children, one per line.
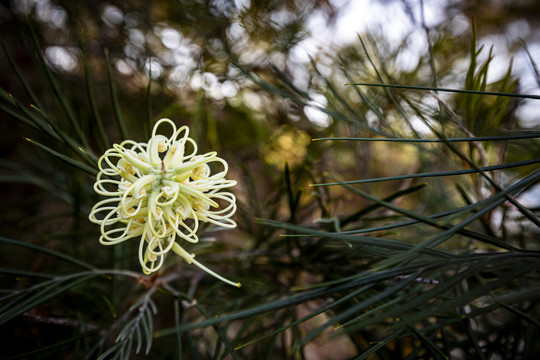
<box><xmin>1</xmin><ymin>1</ymin><xmax>539</xmax><ymax>359</ymax></box>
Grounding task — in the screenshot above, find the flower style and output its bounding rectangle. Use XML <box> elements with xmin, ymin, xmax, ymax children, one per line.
<box><xmin>89</xmin><ymin>118</ymin><xmax>240</xmax><ymax>287</ymax></box>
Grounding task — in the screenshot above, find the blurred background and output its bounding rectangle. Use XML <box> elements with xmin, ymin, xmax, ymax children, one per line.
<box><xmin>1</xmin><ymin>0</ymin><xmax>539</xmax><ymax>359</ymax></box>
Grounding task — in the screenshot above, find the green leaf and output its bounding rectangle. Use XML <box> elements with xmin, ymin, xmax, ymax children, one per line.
<box><xmin>345</xmin><ymin>82</ymin><xmax>540</xmax><ymax>100</ymax></box>
<box><xmin>30</xmin><ymin>103</ymin><xmax>98</xmax><ymax>166</ymax></box>
<box><xmin>0</xmin><ymin>267</ymin><xmax>54</xmax><ymax>279</ymax></box>
<box><xmin>0</xmin><ymin>274</ymin><xmax>97</xmax><ymax>326</ymax></box>
<box><xmin>310</xmin><ymin>159</ymin><xmax>540</xmax><ymax>186</ymax></box>
<box><xmin>293</xmin><ymin>274</ymin><xmax>421</xmax><ymax>351</ymax></box>
<box><xmin>355</xmin><ymin>329</ymin><xmax>405</xmax><ymax>360</ymax></box>
<box><xmin>0</xmin><ymin>236</ymin><xmax>94</xmax><ymax>270</ymax></box>
<box><xmin>24</xmin><ymin>137</ymin><xmax>98</xmax><ymax>176</ymax></box>
<box><xmin>313</xmin><ymin>133</ymin><xmax>540</xmax><ymax>143</ymax></box>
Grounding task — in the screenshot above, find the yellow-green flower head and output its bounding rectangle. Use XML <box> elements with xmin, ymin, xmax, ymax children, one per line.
<box><xmin>89</xmin><ymin>118</ymin><xmax>240</xmax><ymax>287</ymax></box>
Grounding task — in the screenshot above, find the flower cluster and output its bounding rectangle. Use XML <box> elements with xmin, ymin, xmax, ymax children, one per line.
<box><xmin>89</xmin><ymin>118</ymin><xmax>240</xmax><ymax>287</ymax></box>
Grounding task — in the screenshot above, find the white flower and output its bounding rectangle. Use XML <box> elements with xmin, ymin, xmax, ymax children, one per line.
<box><xmin>89</xmin><ymin>118</ymin><xmax>240</xmax><ymax>287</ymax></box>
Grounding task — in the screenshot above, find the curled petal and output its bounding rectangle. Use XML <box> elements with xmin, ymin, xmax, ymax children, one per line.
<box><xmin>139</xmin><ymin>233</ymin><xmax>165</xmax><ymax>275</ymax></box>
<box><xmin>94</xmin><ymin>176</ymin><xmax>127</xmax><ymax>197</ymax></box>
<box><xmin>164</xmin><ymin>206</ymin><xmax>199</xmax><ymax>243</ymax></box>
<box><xmin>176</xmin><ymin>183</ymin><xmax>218</xmax><ymax>208</ymax></box>
<box><xmin>147</xmin><ymin>233</ymin><xmax>176</xmax><ymax>257</ymax></box>
<box><xmin>204</xmin><ymin>156</ymin><xmax>230</xmax><ymax>180</ymax></box>
<box><xmin>113</xmin><ymin>144</ymin><xmax>152</xmax><ymax>174</ymax></box>
<box><xmin>163</xmin><ymin>141</ymin><xmax>185</xmax><ymax>169</ymax></box>
<box><xmin>97</xmin><ymin>149</ymin><xmax>124</xmax><ymax>176</ymax></box>
<box><xmin>195</xmin><ymin>192</ymin><xmax>237</xmax><ymax>228</ymax></box>
<box><xmin>182</xmin><ymin>137</ymin><xmax>198</xmax><ymax>162</ymax></box>
<box><xmin>173</xmin><ymin>151</ymin><xmax>217</xmax><ymax>176</ymax></box>
<box><xmin>89</xmin><ymin>198</ymin><xmax>122</xmax><ymax>225</ymax></box>
<box><xmin>129</xmin><ymin>174</ymin><xmax>154</xmax><ymax>200</ymax></box>
<box><xmin>152</xmin><ymin>118</ymin><xmax>177</xmax><ymax>141</ymax></box>
<box><xmin>172</xmin><ymin>125</ymin><xmax>189</xmax><ymax>144</ymax></box>
<box><xmin>120</xmin><ymin>139</ymin><xmax>147</xmax><ymax>154</ymax></box>
<box><xmin>156</xmin><ymin>181</ymin><xmax>179</xmax><ymax>207</ymax></box>
<box><xmin>120</xmin><ymin>196</ymin><xmax>145</xmax><ymax>218</ymax></box>
<box><xmin>99</xmin><ymin>221</ymin><xmax>143</xmax><ymax>245</ymax></box>
<box><xmin>148</xmin><ymin>134</ymin><xmax>169</xmax><ymax>166</ymax></box>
